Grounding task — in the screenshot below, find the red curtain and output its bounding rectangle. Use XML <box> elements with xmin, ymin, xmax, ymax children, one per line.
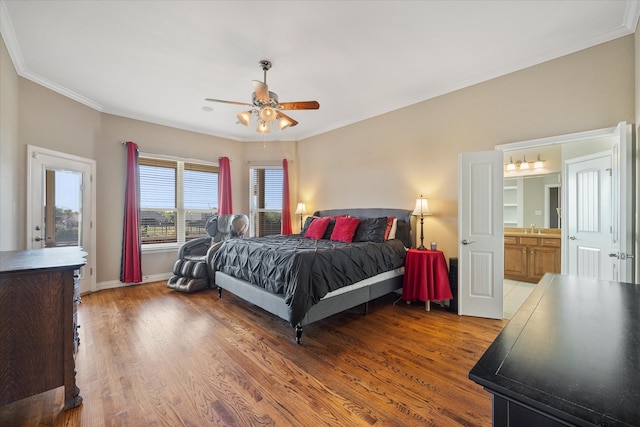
<box><xmin>282</xmin><ymin>159</ymin><xmax>292</xmax><ymax>235</ymax></box>
<box><xmin>218</xmin><ymin>157</ymin><xmax>233</xmax><ymax>215</ymax></box>
<box><xmin>120</xmin><ymin>141</ymin><xmax>142</xmax><ymax>283</ymax></box>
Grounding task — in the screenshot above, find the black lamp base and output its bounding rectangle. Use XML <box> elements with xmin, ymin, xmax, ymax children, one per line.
<box><xmin>417</xmin><ymin>215</ymin><xmax>426</xmax><ymax>250</ymax></box>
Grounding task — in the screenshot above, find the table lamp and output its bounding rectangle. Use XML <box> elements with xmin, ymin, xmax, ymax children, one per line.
<box><xmin>294</xmin><ymin>201</ymin><xmax>307</xmax><ymax>230</ymax></box>
<box><xmin>412</xmin><ymin>196</ymin><xmax>431</xmax><ymax>250</ymax></box>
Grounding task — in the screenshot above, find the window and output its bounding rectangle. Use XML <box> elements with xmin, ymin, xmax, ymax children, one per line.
<box><xmin>139</xmin><ymin>156</ymin><xmax>218</xmax><ymax>246</ymax></box>
<box><xmin>249</xmin><ymin>166</ymin><xmax>283</xmax><ymax>237</ymax></box>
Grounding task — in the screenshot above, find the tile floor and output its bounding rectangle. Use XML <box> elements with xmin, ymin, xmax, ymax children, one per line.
<box><xmin>503</xmin><ymin>279</ymin><xmax>536</xmax><ymax>319</ymax></box>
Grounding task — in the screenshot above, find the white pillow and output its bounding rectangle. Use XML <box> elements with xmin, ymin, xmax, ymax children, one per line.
<box><xmin>387</xmin><ymin>218</ymin><xmax>398</xmax><ymax>240</ymax></box>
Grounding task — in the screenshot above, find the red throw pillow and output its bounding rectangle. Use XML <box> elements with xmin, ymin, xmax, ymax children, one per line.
<box><xmin>304</xmin><ymin>216</ymin><xmax>331</xmax><ymax>239</ymax></box>
<box><xmin>330</xmin><ymin>217</ymin><xmax>361</xmax><ymax>243</ymax></box>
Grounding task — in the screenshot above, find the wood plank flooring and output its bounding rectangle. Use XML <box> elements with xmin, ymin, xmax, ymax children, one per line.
<box><xmin>0</xmin><ymin>282</ymin><xmax>507</xmax><ymax>426</ymax></box>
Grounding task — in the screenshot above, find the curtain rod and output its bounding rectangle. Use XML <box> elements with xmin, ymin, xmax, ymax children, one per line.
<box><xmin>245</xmin><ymin>159</ymin><xmax>294</xmax><ymax>164</ymax></box>
<box><xmin>120</xmin><ymin>142</ymin><xmax>231</xmax><ymax>163</ymax></box>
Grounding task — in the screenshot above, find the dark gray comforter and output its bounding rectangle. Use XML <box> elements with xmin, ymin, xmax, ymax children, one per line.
<box><xmin>212</xmin><ymin>235</ymin><xmax>407</xmax><ymax>325</ymax></box>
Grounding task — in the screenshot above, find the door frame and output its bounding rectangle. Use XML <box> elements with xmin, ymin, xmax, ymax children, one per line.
<box><xmin>26</xmin><ymin>145</ymin><xmax>97</xmax><ymax>293</ymax></box>
<box><xmin>543</xmin><ymin>183</ymin><xmax>560</xmax><ymax>228</ymax></box>
<box><xmin>495</xmin><ymin>122</ymin><xmax>634</xmax><ymax>283</ymax></box>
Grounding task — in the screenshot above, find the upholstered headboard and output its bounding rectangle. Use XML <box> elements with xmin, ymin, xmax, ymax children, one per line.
<box><xmin>312</xmin><ymin>208</ymin><xmax>413</xmax><ymax>248</ymax></box>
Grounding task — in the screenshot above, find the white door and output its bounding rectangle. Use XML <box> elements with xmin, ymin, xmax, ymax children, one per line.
<box><xmin>611</xmin><ymin>122</ymin><xmax>633</xmax><ymax>282</ymax></box>
<box><xmin>458</xmin><ymin>151</ymin><xmax>504</xmax><ymax>319</ymax></box>
<box><xmin>27</xmin><ymin>146</ymin><xmax>96</xmax><ymax>294</ymax></box>
<box><xmin>566</xmin><ymin>153</ymin><xmax>613</xmax><ymax>280</ymax></box>
<box><xmin>565</xmin><ymin>122</ymin><xmax>633</xmax><ymax>283</ymax></box>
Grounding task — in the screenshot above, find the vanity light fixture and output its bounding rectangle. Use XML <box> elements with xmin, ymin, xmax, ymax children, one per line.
<box><xmin>505</xmin><ymin>154</ymin><xmax>545</xmax><ymax>172</ymax></box>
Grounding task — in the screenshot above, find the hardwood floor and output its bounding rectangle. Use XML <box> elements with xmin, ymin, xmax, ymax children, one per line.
<box><xmin>0</xmin><ymin>282</ymin><xmax>507</xmax><ymax>426</ymax></box>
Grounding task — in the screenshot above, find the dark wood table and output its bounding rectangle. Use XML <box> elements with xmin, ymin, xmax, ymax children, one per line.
<box><xmin>402</xmin><ymin>249</ymin><xmax>453</xmax><ymax>311</ymax></box>
<box><xmin>469</xmin><ymin>273</ymin><xmax>640</xmax><ymax>426</ymax></box>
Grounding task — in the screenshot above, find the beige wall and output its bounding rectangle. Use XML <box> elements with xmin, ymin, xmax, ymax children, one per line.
<box><xmin>0</xmin><ymin>34</ymin><xmax>295</xmax><ymax>286</ymax></box>
<box><xmin>0</xmin><ymin>36</ymin><xmax>20</xmax><ymax>250</ymax></box>
<box><xmin>298</xmin><ymin>36</ymin><xmax>635</xmax><ymax>258</ymax></box>
<box><xmin>96</xmin><ymin>114</ymin><xmax>246</xmax><ymax>285</ymax></box>
<box><xmin>1</xmin><ymin>31</ymin><xmax>637</xmax><ymax>285</ymax></box>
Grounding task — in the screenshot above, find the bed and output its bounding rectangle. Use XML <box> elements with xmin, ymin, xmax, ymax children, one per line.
<box><xmin>212</xmin><ymin>208</ymin><xmax>413</xmax><ymax>343</ymax></box>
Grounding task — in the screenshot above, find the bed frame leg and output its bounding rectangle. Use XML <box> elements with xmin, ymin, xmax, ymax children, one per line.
<box><xmin>364</xmin><ymin>301</ymin><xmax>369</xmax><ymax>315</ymax></box>
<box><xmin>295</xmin><ymin>325</ymin><xmax>303</xmax><ymax>344</ymax></box>
<box><xmin>217</xmin><ymin>287</ymin><xmax>222</xmax><ymax>298</ymax></box>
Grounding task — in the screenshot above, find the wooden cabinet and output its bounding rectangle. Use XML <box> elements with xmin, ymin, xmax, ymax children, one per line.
<box><xmin>504</xmin><ymin>236</ymin><xmax>528</xmax><ymax>280</ymax></box>
<box><xmin>504</xmin><ymin>235</ymin><xmax>560</xmax><ymax>282</ymax></box>
<box><xmin>0</xmin><ymin>247</ymin><xmax>86</xmax><ymax>409</ymax></box>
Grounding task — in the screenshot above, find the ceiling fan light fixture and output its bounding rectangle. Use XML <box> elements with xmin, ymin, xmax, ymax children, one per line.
<box><xmin>257</xmin><ymin>121</ymin><xmax>270</xmax><ymax>133</ymax></box>
<box><xmin>237</xmin><ymin>111</ymin><xmax>251</xmax><ymax>126</ymax></box>
<box><xmin>207</xmin><ymin>60</ymin><xmax>319</xmax><ymax>134</ymax></box>
<box><xmin>259</xmin><ymin>107</ymin><xmax>277</xmax><ymax>122</ymax></box>
<box><xmin>278</xmin><ymin>115</ymin><xmax>293</xmax><ymax>130</ymax></box>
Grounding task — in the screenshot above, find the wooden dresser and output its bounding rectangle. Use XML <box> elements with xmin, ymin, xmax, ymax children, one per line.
<box><xmin>0</xmin><ymin>247</ymin><xmax>86</xmax><ymax>410</ymax></box>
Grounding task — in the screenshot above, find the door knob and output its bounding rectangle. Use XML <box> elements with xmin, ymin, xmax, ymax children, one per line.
<box><xmin>34</xmin><ymin>236</ymin><xmax>43</xmax><ymax>242</ymax></box>
<box><xmin>461</xmin><ymin>239</ymin><xmax>475</xmax><ymax>245</ymax></box>
<box><xmin>609</xmin><ymin>253</ymin><xmax>619</xmax><ymax>259</ymax></box>
<box><xmin>569</xmin><ymin>235</ymin><xmax>577</xmax><ymax>240</ymax></box>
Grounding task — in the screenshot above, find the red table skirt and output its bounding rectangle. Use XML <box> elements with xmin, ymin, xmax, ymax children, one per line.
<box><xmin>402</xmin><ymin>249</ymin><xmax>453</xmax><ymax>302</ymax></box>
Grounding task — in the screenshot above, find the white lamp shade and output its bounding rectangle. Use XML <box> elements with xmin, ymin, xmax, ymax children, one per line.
<box><xmin>294</xmin><ymin>202</ymin><xmax>307</xmax><ymax>215</ymax></box>
<box><xmin>257</xmin><ymin>121</ymin><xmax>270</xmax><ymax>133</ymax></box>
<box><xmin>278</xmin><ymin>115</ymin><xmax>293</xmax><ymax>130</ymax></box>
<box><xmin>237</xmin><ymin>111</ymin><xmax>251</xmax><ymax>126</ymax></box>
<box><xmin>259</xmin><ymin>107</ymin><xmax>277</xmax><ymax>122</ymax></box>
<box><xmin>534</xmin><ymin>154</ymin><xmax>544</xmax><ymax>169</ymax></box>
<box><xmin>412</xmin><ymin>197</ymin><xmax>431</xmax><ymax>216</ymax></box>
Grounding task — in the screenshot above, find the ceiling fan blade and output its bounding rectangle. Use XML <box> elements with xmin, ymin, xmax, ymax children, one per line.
<box><xmin>277</xmin><ymin>101</ymin><xmax>320</xmax><ymax>110</ymax></box>
<box><xmin>204</xmin><ymin>98</ymin><xmax>252</xmax><ymax>107</ymax></box>
<box><xmin>252</xmin><ymin>80</ymin><xmax>270</xmax><ymax>103</ymax></box>
<box><xmin>277</xmin><ymin>111</ymin><xmax>298</xmax><ymax>128</ymax></box>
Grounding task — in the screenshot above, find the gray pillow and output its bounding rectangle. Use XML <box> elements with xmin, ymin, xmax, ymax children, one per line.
<box><xmin>353</xmin><ymin>217</ymin><xmax>387</xmax><ymax>243</ymax></box>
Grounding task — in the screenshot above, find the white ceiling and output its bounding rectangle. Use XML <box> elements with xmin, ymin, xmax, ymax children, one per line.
<box><xmin>1</xmin><ymin>1</ymin><xmax>638</xmax><ymax>142</ymax></box>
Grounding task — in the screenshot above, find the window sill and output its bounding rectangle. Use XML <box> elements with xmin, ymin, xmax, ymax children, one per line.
<box><xmin>141</xmin><ymin>243</ymin><xmax>181</xmax><ymax>254</ymax></box>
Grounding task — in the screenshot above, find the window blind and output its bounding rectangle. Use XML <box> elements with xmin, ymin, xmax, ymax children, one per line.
<box><xmin>184</xmin><ymin>164</ymin><xmax>218</xmax><ymax>210</ymax></box>
<box><xmin>139</xmin><ymin>159</ymin><xmax>176</xmax><ymax>209</ymax></box>
<box><xmin>252</xmin><ymin>168</ymin><xmax>283</xmax><ymax>209</ymax></box>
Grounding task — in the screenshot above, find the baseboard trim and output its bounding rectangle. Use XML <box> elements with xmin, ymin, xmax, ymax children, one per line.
<box><xmin>97</xmin><ymin>272</ymin><xmax>172</xmax><ymax>291</ymax></box>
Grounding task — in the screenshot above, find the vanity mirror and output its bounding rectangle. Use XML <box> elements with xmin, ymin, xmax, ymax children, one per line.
<box><xmin>503</xmin><ymin>173</ymin><xmax>561</xmax><ymax>229</ymax></box>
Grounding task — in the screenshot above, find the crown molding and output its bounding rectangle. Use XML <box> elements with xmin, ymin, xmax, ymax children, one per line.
<box><xmin>0</xmin><ymin>1</ymin><xmax>103</xmax><ymax>111</ymax></box>
<box><xmin>0</xmin><ymin>0</ymin><xmax>24</xmax><ymax>74</ymax></box>
<box><xmin>624</xmin><ymin>0</ymin><xmax>640</xmax><ymax>31</ymax></box>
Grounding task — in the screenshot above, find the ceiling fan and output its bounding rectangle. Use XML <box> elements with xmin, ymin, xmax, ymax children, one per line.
<box><xmin>205</xmin><ymin>60</ymin><xmax>320</xmax><ymax>134</ymax></box>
